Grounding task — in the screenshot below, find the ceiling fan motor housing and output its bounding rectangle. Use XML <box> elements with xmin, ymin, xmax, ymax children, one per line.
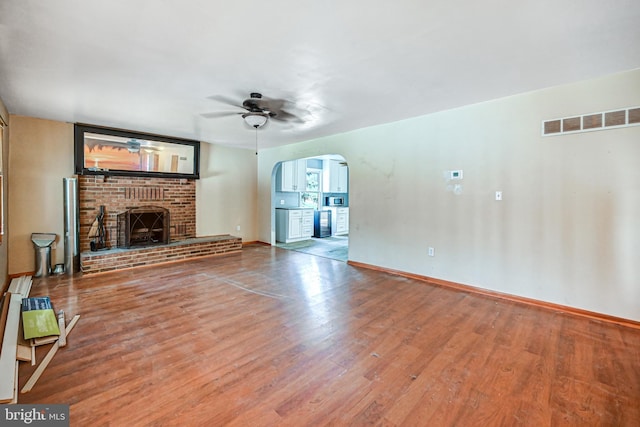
<box><xmin>243</xmin><ymin>93</ymin><xmax>266</xmax><ymax>112</ymax></box>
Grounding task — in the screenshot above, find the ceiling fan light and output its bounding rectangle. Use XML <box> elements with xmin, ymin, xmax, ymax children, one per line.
<box><xmin>127</xmin><ymin>139</ymin><xmax>141</xmax><ymax>153</ymax></box>
<box><xmin>243</xmin><ymin>113</ymin><xmax>267</xmax><ymax>128</ymax></box>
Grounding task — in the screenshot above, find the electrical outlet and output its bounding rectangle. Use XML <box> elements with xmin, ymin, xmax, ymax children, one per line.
<box><xmin>280</xmin><ymin>199</ymin><xmax>285</xmax><ymax>205</ymax></box>
<box><xmin>495</xmin><ymin>191</ymin><xmax>502</xmax><ymax>201</ymax></box>
<box><xmin>428</xmin><ymin>247</ymin><xmax>435</xmax><ymax>257</ymax></box>
<box><xmin>236</xmin><ymin>225</ymin><xmax>241</xmax><ymax>231</ymax></box>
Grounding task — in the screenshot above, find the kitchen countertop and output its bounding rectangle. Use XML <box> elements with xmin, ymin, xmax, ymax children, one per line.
<box><xmin>276</xmin><ymin>207</ymin><xmax>314</xmax><ymax>210</ymax></box>
<box><xmin>276</xmin><ymin>206</ymin><xmax>349</xmax><ymax>211</ymax></box>
<box><xmin>276</xmin><ymin>206</ymin><xmax>348</xmax><ymax>210</ymax></box>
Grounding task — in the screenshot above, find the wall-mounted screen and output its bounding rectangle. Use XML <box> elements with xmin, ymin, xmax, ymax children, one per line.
<box><xmin>74</xmin><ymin>124</ymin><xmax>200</xmax><ymax>179</ymax></box>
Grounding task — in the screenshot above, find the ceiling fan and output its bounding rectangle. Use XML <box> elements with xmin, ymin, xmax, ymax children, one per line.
<box><xmin>202</xmin><ymin>92</ymin><xmax>303</xmax><ymax>128</ymax></box>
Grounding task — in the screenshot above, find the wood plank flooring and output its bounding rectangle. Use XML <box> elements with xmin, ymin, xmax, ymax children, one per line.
<box><xmin>16</xmin><ymin>244</ymin><xmax>640</xmax><ymax>426</ymax></box>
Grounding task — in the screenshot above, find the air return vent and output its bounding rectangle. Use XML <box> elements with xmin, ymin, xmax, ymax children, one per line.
<box><xmin>542</xmin><ymin>106</ymin><xmax>640</xmax><ymax>136</ymax></box>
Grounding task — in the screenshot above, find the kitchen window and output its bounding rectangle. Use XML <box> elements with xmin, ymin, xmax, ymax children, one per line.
<box><xmin>301</xmin><ymin>169</ymin><xmax>321</xmax><ymax>209</ymax></box>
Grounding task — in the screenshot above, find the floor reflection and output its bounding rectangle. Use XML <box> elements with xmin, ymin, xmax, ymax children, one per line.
<box><xmin>276</xmin><ymin>235</ymin><xmax>348</xmax><ymax>262</ymax></box>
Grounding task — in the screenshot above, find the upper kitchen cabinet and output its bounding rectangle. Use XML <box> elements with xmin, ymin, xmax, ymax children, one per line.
<box><xmin>324</xmin><ymin>160</ymin><xmax>348</xmax><ymax>193</ymax></box>
<box><xmin>277</xmin><ymin>159</ymin><xmax>307</xmax><ymax>192</ymax></box>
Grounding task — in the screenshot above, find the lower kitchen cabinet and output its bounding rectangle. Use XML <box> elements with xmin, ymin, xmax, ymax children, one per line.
<box><xmin>276</xmin><ymin>208</ymin><xmax>314</xmax><ymax>243</ymax></box>
<box><xmin>329</xmin><ymin>207</ymin><xmax>349</xmax><ymax>236</ymax></box>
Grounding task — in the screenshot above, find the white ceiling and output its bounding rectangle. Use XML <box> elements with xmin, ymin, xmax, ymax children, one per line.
<box><xmin>1</xmin><ymin>1</ymin><xmax>639</xmax><ymax>150</ymax></box>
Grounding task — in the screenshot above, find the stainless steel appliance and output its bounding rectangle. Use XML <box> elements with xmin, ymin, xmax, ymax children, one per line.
<box><xmin>313</xmin><ymin>210</ymin><xmax>332</xmax><ymax>238</ymax></box>
<box><xmin>325</xmin><ymin>196</ymin><xmax>345</xmax><ymax>206</ymax></box>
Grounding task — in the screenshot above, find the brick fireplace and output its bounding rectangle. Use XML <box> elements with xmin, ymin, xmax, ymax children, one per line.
<box><xmin>78</xmin><ymin>175</ymin><xmax>241</xmax><ymax>274</ymax></box>
<box><xmin>79</xmin><ymin>175</ymin><xmax>195</xmax><ymax>251</ymax></box>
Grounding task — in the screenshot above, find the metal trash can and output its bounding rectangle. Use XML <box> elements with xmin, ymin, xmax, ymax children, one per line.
<box><xmin>31</xmin><ymin>233</ymin><xmax>57</xmax><ymax>277</ymax></box>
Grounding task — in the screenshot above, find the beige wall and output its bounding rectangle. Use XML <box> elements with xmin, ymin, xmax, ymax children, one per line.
<box><xmin>0</xmin><ymin>98</ymin><xmax>9</xmax><ymax>288</ymax></box>
<box><xmin>258</xmin><ymin>69</ymin><xmax>640</xmax><ymax>321</ymax></box>
<box><xmin>8</xmin><ymin>116</ymin><xmax>74</xmax><ymax>274</ymax></box>
<box><xmin>196</xmin><ymin>143</ymin><xmax>257</xmax><ymax>240</ymax></box>
<box><xmin>7</xmin><ymin>116</ymin><xmax>258</xmax><ymax>275</ymax></box>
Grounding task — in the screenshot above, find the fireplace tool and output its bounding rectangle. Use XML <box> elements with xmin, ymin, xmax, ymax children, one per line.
<box><xmin>88</xmin><ymin>205</ymin><xmax>107</xmax><ymax>251</ymax></box>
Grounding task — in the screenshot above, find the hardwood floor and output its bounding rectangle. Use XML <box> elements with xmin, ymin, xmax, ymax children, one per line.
<box><xmin>16</xmin><ymin>244</ymin><xmax>640</xmax><ymax>426</ymax></box>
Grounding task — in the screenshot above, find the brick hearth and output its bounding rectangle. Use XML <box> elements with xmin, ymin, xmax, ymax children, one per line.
<box><xmin>81</xmin><ymin>235</ymin><xmax>242</xmax><ymax>274</ymax></box>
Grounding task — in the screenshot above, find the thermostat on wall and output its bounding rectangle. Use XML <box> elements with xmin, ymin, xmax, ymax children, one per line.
<box><xmin>450</xmin><ymin>170</ymin><xmax>463</xmax><ymax>179</ymax></box>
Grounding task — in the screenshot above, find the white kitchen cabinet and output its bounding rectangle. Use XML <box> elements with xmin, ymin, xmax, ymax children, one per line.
<box><xmin>276</xmin><ymin>208</ymin><xmax>314</xmax><ymax>243</ymax></box>
<box><xmin>329</xmin><ymin>207</ymin><xmax>349</xmax><ymax>236</ymax></box>
<box><xmin>301</xmin><ymin>209</ymin><xmax>314</xmax><ymax>237</ymax></box>
<box><xmin>324</xmin><ymin>160</ymin><xmax>348</xmax><ymax>193</ymax></box>
<box><xmin>277</xmin><ymin>159</ymin><xmax>307</xmax><ymax>192</ymax></box>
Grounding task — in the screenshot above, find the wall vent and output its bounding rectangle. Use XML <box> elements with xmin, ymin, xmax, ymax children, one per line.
<box><xmin>542</xmin><ymin>106</ymin><xmax>640</xmax><ymax>136</ymax></box>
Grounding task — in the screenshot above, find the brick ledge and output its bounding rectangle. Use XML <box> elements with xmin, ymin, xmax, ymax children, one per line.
<box><xmin>81</xmin><ymin>235</ymin><xmax>242</xmax><ymax>275</ymax></box>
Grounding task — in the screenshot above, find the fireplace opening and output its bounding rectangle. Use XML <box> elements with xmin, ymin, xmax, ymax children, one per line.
<box><xmin>117</xmin><ymin>206</ymin><xmax>170</xmax><ymax>248</ymax></box>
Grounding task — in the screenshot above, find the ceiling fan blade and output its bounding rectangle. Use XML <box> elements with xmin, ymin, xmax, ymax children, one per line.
<box><xmin>207</xmin><ymin>95</ymin><xmax>245</xmax><ymax>109</ymax></box>
<box><xmin>269</xmin><ymin>109</ymin><xmax>304</xmax><ymax>123</ymax></box>
<box><xmin>200</xmin><ymin>111</ymin><xmax>243</xmax><ymax>119</ymax></box>
<box><xmin>263</xmin><ymin>98</ymin><xmax>286</xmax><ymax>111</ymax></box>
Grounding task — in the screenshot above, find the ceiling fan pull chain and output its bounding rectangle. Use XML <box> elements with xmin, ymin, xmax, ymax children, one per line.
<box><xmin>255</xmin><ymin>127</ymin><xmax>258</xmax><ymax>155</ymax></box>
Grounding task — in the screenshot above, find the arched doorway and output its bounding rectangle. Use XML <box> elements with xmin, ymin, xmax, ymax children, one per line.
<box><xmin>272</xmin><ymin>154</ymin><xmax>349</xmax><ymax>262</ymax></box>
